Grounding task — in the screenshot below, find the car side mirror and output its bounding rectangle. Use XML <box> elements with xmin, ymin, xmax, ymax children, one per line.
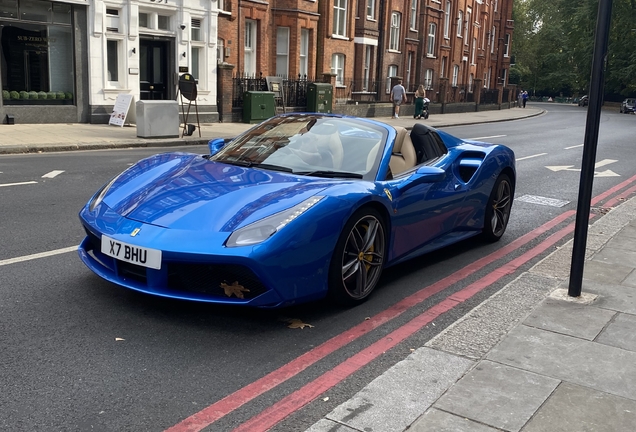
<box><xmin>208</xmin><ymin>138</ymin><xmax>226</xmax><ymax>156</ymax></box>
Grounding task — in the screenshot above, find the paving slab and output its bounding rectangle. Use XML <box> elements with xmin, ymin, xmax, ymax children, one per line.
<box><xmin>522</xmin><ymin>298</ymin><xmax>616</xmax><ymax>340</ymax></box>
<box><xmin>522</xmin><ymin>382</ymin><xmax>636</xmax><ymax>432</ymax></box>
<box><xmin>426</xmin><ymin>273</ymin><xmax>557</xmax><ymax>359</ymax></box>
<box><xmin>323</xmin><ymin>348</ymin><xmax>473</xmax><ymax>432</ymax></box>
<box><xmin>433</xmin><ymin>360</ymin><xmax>559</xmax><ymax>432</ymax></box>
<box><xmin>581</xmin><ymin>280</ymin><xmax>636</xmax><ymax>315</ymax></box>
<box><xmin>596</xmin><ymin>312</ymin><xmax>636</xmax><ymax>352</ymax></box>
<box><xmin>409</xmin><ymin>408</ymin><xmax>500</xmax><ymax>432</ymax></box>
<box><xmin>487</xmin><ymin>325</ymin><xmax>636</xmax><ymax>401</ymax></box>
<box><xmin>304</xmin><ymin>419</ymin><xmax>359</xmax><ymax>432</ymax></box>
<box><xmin>621</xmin><ymin>269</ymin><xmax>636</xmax><ymax>287</ymax></box>
<box><xmin>590</xmin><ymin>247</ymin><xmax>636</xmax><ymax>269</ymax></box>
<box><xmin>581</xmin><ymin>259</ymin><xmax>633</xmax><ymax>285</ymax></box>
<box><xmin>603</xmin><ymin>234</ymin><xmax>636</xmax><ymax>252</ymax></box>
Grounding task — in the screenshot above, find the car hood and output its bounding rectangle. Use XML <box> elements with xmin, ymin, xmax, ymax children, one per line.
<box><xmin>102</xmin><ymin>153</ymin><xmax>330</xmax><ymax>231</ymax></box>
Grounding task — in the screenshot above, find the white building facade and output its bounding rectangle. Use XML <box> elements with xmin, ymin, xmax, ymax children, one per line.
<box><xmin>88</xmin><ymin>0</ymin><xmax>219</xmax><ymax>123</ymax></box>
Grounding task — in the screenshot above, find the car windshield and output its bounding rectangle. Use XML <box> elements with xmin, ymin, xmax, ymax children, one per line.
<box><xmin>210</xmin><ymin>115</ymin><xmax>387</xmax><ymax>180</ymax></box>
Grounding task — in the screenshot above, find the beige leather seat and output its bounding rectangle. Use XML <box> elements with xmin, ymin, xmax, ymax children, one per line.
<box><xmin>389</xmin><ymin>127</ymin><xmax>417</xmax><ymax>175</ymax></box>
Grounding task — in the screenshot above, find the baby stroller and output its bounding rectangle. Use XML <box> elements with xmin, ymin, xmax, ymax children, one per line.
<box><xmin>421</xmin><ymin>97</ymin><xmax>430</xmax><ymax>120</ymax></box>
<box><xmin>414</xmin><ymin>97</ymin><xmax>430</xmax><ymax>120</ymax></box>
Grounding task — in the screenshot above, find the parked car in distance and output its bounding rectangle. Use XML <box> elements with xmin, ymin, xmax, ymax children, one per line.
<box><xmin>620</xmin><ymin>98</ymin><xmax>636</xmax><ymax>114</ymax></box>
<box><xmin>578</xmin><ymin>95</ymin><xmax>589</xmax><ymax>107</ymax></box>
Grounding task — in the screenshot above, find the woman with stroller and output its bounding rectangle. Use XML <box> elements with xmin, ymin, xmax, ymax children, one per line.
<box><xmin>414</xmin><ymin>84</ymin><xmax>426</xmax><ymax>119</ymax></box>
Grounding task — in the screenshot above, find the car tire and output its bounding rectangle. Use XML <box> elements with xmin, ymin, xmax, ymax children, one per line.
<box><xmin>481</xmin><ymin>173</ymin><xmax>513</xmax><ymax>242</ymax></box>
<box><xmin>328</xmin><ymin>208</ymin><xmax>387</xmax><ymax>306</ymax></box>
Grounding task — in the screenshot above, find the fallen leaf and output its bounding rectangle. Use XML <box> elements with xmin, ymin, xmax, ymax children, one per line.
<box><xmin>115</xmin><ymin>337</ymin><xmax>125</xmax><ymax>341</ymax></box>
<box><xmin>287</xmin><ymin>318</ymin><xmax>314</xmax><ymax>329</ymax></box>
<box><xmin>220</xmin><ymin>281</ymin><xmax>250</xmax><ymax>299</ymax></box>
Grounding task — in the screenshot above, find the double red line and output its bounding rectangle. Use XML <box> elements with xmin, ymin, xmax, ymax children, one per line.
<box><xmin>167</xmin><ymin>174</ymin><xmax>636</xmax><ymax>432</ymax></box>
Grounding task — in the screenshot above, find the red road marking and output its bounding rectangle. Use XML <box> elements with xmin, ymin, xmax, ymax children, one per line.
<box><xmin>233</xmin><ymin>221</ymin><xmax>578</xmax><ymax>432</ymax></box>
<box><xmin>167</xmin><ymin>176</ymin><xmax>636</xmax><ymax>432</ymax></box>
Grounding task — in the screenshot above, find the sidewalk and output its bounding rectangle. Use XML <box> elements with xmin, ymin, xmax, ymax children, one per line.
<box><xmin>306</xmin><ymin>197</ymin><xmax>636</xmax><ymax>431</ymax></box>
<box><xmin>0</xmin><ymin>107</ymin><xmax>543</xmax><ymax>155</ymax></box>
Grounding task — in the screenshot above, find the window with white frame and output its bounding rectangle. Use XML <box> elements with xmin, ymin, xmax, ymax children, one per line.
<box><xmin>501</xmin><ymin>68</ymin><xmax>507</xmax><ymax>86</ymax></box>
<box><xmin>444</xmin><ymin>1</ymin><xmax>451</xmax><ymax>38</ymax></box>
<box><xmin>504</xmin><ymin>33</ymin><xmax>510</xmax><ymax>57</ymax></box>
<box><xmin>191</xmin><ymin>18</ymin><xmax>202</xmax><ymax>41</ymax></box>
<box><xmin>425</xmin><ymin>69</ymin><xmax>433</xmax><ymax>89</ymax></box>
<box><xmin>367</xmin><ymin>0</ymin><xmax>375</xmax><ymax>19</ymax></box>
<box><xmin>300</xmin><ymin>29</ymin><xmax>309</xmax><ymax>77</ymax></box>
<box><xmin>482</xmin><ymin>18</ymin><xmax>486</xmax><ymax>49</ymax></box>
<box><xmin>494</xmin><ymin>0</ymin><xmax>498</xmax><ymax>12</ymax></box>
<box><xmin>464</xmin><ymin>8</ymin><xmax>471</xmax><ymax>44</ymax></box>
<box><xmin>333</xmin><ymin>0</ymin><xmax>347</xmax><ymax>37</ymax></box>
<box><xmin>452</xmin><ymin>65</ymin><xmax>459</xmax><ymax>87</ymax></box>
<box><xmin>276</xmin><ymin>27</ymin><xmax>290</xmax><ymax>77</ymax></box>
<box><xmin>491</xmin><ymin>26</ymin><xmax>496</xmax><ymax>53</ymax></box>
<box><xmin>487</xmin><ymin>67</ymin><xmax>491</xmax><ymax>88</ymax></box>
<box><xmin>191</xmin><ymin>47</ymin><xmax>201</xmax><ymax>79</ymax></box>
<box><xmin>363</xmin><ymin>45</ymin><xmax>372</xmax><ymax>90</ymax></box>
<box><xmin>457</xmin><ymin>11</ymin><xmax>463</xmax><ymax>37</ymax></box>
<box><xmin>389</xmin><ymin>12</ymin><xmax>400</xmax><ymax>51</ymax></box>
<box><xmin>471</xmin><ymin>37</ymin><xmax>476</xmax><ymax>64</ymax></box>
<box><xmin>158</xmin><ymin>15</ymin><xmax>170</xmax><ymax>30</ymax></box>
<box><xmin>106</xmin><ymin>8</ymin><xmax>120</xmax><ymax>32</ymax></box>
<box><xmin>386</xmin><ymin>64</ymin><xmax>397</xmax><ymax>94</ymax></box>
<box><xmin>106</xmin><ymin>39</ymin><xmax>120</xmax><ymax>83</ymax></box>
<box><xmin>427</xmin><ymin>22</ymin><xmax>436</xmax><ymax>56</ymax></box>
<box><xmin>217</xmin><ymin>38</ymin><xmax>224</xmax><ymax>62</ymax></box>
<box><xmin>244</xmin><ymin>19</ymin><xmax>257</xmax><ymax>76</ymax></box>
<box><xmin>410</xmin><ymin>0</ymin><xmax>417</xmax><ymax>30</ymax></box>
<box><xmin>441</xmin><ymin>56</ymin><xmax>446</xmax><ymax>78</ymax></box>
<box><xmin>407</xmin><ymin>52</ymin><xmax>413</xmax><ymax>87</ymax></box>
<box><xmin>469</xmin><ymin>73</ymin><xmax>473</xmax><ymax>92</ymax></box>
<box><xmin>331</xmin><ymin>53</ymin><xmax>345</xmax><ymax>86</ymax></box>
<box><xmin>139</xmin><ymin>12</ymin><xmax>149</xmax><ymax>28</ymax></box>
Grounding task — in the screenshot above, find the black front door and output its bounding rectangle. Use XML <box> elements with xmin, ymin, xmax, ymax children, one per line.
<box><xmin>139</xmin><ymin>40</ymin><xmax>168</xmax><ymax>100</ymax></box>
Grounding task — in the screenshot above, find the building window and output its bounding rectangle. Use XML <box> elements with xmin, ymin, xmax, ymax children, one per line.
<box><xmin>158</xmin><ymin>15</ymin><xmax>170</xmax><ymax>31</ymax></box>
<box><xmin>491</xmin><ymin>26</ymin><xmax>496</xmax><ymax>53</ymax></box>
<box><xmin>191</xmin><ymin>18</ymin><xmax>202</xmax><ymax>41</ymax></box>
<box><xmin>410</xmin><ymin>0</ymin><xmax>417</xmax><ymax>30</ymax></box>
<box><xmin>217</xmin><ymin>38</ymin><xmax>224</xmax><ymax>62</ymax></box>
<box><xmin>244</xmin><ymin>19</ymin><xmax>257</xmax><ymax>76</ymax></box>
<box><xmin>471</xmin><ymin>37</ymin><xmax>476</xmax><ymax>64</ymax></box>
<box><xmin>107</xmin><ymin>39</ymin><xmax>119</xmax><ymax>82</ymax></box>
<box><xmin>139</xmin><ymin>13</ymin><xmax>149</xmax><ymax>28</ymax></box>
<box><xmin>389</xmin><ymin>12</ymin><xmax>400</xmax><ymax>51</ymax></box>
<box><xmin>501</xmin><ymin>68</ymin><xmax>507</xmax><ymax>86</ymax></box>
<box><xmin>276</xmin><ymin>27</ymin><xmax>289</xmax><ymax>77</ymax></box>
<box><xmin>465</xmin><ymin>9</ymin><xmax>471</xmax><ymax>44</ymax></box>
<box><xmin>441</xmin><ymin>56</ymin><xmax>446</xmax><ymax>78</ymax></box>
<box><xmin>1</xmin><ymin>1</ymin><xmax>77</xmax><ymax>106</ymax></box>
<box><xmin>457</xmin><ymin>11</ymin><xmax>463</xmax><ymax>37</ymax></box>
<box><xmin>105</xmin><ymin>8</ymin><xmax>120</xmax><ymax>32</ymax></box>
<box><xmin>333</xmin><ymin>0</ymin><xmax>347</xmax><ymax>37</ymax></box>
<box><xmin>300</xmin><ymin>29</ymin><xmax>309</xmax><ymax>77</ymax></box>
<box><xmin>427</xmin><ymin>22</ymin><xmax>436</xmax><ymax>56</ymax></box>
<box><xmin>469</xmin><ymin>73</ymin><xmax>473</xmax><ymax>92</ymax></box>
<box><xmin>363</xmin><ymin>45</ymin><xmax>372</xmax><ymax>91</ymax></box>
<box><xmin>487</xmin><ymin>67</ymin><xmax>491</xmax><ymax>88</ymax></box>
<box><xmin>425</xmin><ymin>69</ymin><xmax>433</xmax><ymax>89</ymax></box>
<box><xmin>482</xmin><ymin>18</ymin><xmax>486</xmax><ymax>49</ymax></box>
<box><xmin>386</xmin><ymin>64</ymin><xmax>397</xmax><ymax>94</ymax></box>
<box><xmin>366</xmin><ymin>0</ymin><xmax>375</xmax><ymax>19</ymax></box>
<box><xmin>452</xmin><ymin>64</ymin><xmax>459</xmax><ymax>87</ymax></box>
<box><xmin>191</xmin><ymin>47</ymin><xmax>201</xmax><ymax>79</ymax></box>
<box><xmin>444</xmin><ymin>1</ymin><xmax>451</xmax><ymax>39</ymax></box>
<box><xmin>407</xmin><ymin>51</ymin><xmax>413</xmax><ymax>87</ymax></box>
<box><xmin>331</xmin><ymin>53</ymin><xmax>345</xmax><ymax>86</ymax></box>
<box><xmin>504</xmin><ymin>33</ymin><xmax>510</xmax><ymax>57</ymax></box>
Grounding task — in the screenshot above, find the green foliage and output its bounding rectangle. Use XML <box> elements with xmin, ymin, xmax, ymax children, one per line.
<box><xmin>2</xmin><ymin>90</ymin><xmax>9</xmax><ymax>100</ymax></box>
<box><xmin>10</xmin><ymin>91</ymin><xmax>19</xmax><ymax>100</ymax></box>
<box><xmin>46</xmin><ymin>91</ymin><xmax>56</xmax><ymax>100</ymax></box>
<box><xmin>56</xmin><ymin>91</ymin><xmax>66</xmax><ymax>100</ymax></box>
<box><xmin>19</xmin><ymin>91</ymin><xmax>29</xmax><ymax>100</ymax></box>
<box><xmin>28</xmin><ymin>91</ymin><xmax>38</xmax><ymax>99</ymax></box>
<box><xmin>65</xmin><ymin>92</ymin><xmax>73</xmax><ymax>100</ymax></box>
<box><xmin>38</xmin><ymin>91</ymin><xmax>47</xmax><ymax>99</ymax></box>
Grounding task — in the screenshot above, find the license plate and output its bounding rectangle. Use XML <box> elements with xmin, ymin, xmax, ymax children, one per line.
<box><xmin>101</xmin><ymin>235</ymin><xmax>162</xmax><ymax>270</ymax></box>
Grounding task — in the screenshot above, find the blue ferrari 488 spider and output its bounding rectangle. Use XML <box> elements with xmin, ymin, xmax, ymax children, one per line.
<box><xmin>78</xmin><ymin>114</ymin><xmax>515</xmax><ymax>307</ymax></box>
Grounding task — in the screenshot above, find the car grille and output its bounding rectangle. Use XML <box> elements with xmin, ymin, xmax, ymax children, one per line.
<box><xmin>167</xmin><ymin>263</ymin><xmax>267</xmax><ymax>299</ymax></box>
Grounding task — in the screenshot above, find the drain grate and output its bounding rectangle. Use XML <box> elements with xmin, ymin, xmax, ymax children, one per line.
<box><xmin>515</xmin><ymin>194</ymin><xmax>570</xmax><ymax>208</ymax></box>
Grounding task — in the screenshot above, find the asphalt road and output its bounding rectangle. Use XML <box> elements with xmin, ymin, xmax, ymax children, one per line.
<box><xmin>1</xmin><ymin>102</ymin><xmax>635</xmax><ymax>431</ymax></box>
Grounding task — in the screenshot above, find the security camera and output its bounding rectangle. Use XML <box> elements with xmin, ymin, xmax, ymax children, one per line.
<box><xmin>180</xmin><ymin>24</ymin><xmax>186</xmax><ymax>30</ymax></box>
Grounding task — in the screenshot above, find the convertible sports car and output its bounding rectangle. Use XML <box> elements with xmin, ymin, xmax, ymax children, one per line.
<box><xmin>78</xmin><ymin>114</ymin><xmax>515</xmax><ymax>307</ymax></box>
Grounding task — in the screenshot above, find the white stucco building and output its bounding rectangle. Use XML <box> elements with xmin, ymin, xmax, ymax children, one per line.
<box><xmin>88</xmin><ymin>0</ymin><xmax>219</xmax><ymax>123</ymax></box>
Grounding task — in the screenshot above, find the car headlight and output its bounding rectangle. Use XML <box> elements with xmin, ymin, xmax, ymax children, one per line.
<box><xmin>88</xmin><ymin>175</ymin><xmax>121</xmax><ymax>211</ymax></box>
<box><xmin>226</xmin><ymin>196</ymin><xmax>324</xmax><ymax>247</ymax></box>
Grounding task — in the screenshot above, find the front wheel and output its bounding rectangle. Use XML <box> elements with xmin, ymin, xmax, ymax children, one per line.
<box><xmin>328</xmin><ymin>208</ymin><xmax>386</xmax><ymax>306</ymax></box>
<box><xmin>482</xmin><ymin>174</ymin><xmax>513</xmax><ymax>242</ymax></box>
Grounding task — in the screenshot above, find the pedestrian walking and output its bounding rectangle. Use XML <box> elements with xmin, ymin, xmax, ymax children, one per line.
<box><xmin>518</xmin><ymin>90</ymin><xmax>524</xmax><ymax>108</ymax></box>
<box><xmin>390</xmin><ymin>79</ymin><xmax>407</xmax><ymax>119</ymax></box>
<box><xmin>522</xmin><ymin>91</ymin><xmax>528</xmax><ymax>108</ymax></box>
<box><xmin>413</xmin><ymin>85</ymin><xmax>427</xmax><ymax>119</ymax></box>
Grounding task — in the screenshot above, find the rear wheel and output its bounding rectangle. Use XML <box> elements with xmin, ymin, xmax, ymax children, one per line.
<box><xmin>328</xmin><ymin>208</ymin><xmax>386</xmax><ymax>306</ymax></box>
<box><xmin>482</xmin><ymin>174</ymin><xmax>513</xmax><ymax>242</ymax></box>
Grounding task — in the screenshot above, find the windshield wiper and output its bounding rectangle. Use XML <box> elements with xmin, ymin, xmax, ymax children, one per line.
<box><xmin>214</xmin><ymin>159</ymin><xmax>293</xmax><ymax>173</ymax></box>
<box><xmin>294</xmin><ymin>170</ymin><xmax>363</xmax><ymax>179</ymax></box>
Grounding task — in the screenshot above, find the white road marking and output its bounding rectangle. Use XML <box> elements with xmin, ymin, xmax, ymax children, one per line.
<box><xmin>42</xmin><ymin>170</ymin><xmax>65</xmax><ymax>178</ymax></box>
<box><xmin>595</xmin><ymin>159</ymin><xmax>618</xmax><ymax>169</ymax></box>
<box><xmin>565</xmin><ymin>144</ymin><xmax>584</xmax><ymax>149</ymax></box>
<box><xmin>0</xmin><ymin>246</ymin><xmax>77</xmax><ymax>267</ymax></box>
<box><xmin>468</xmin><ymin>135</ymin><xmax>507</xmax><ymax>140</ymax></box>
<box><xmin>0</xmin><ymin>181</ymin><xmax>38</xmax><ymax>188</ymax></box>
<box><xmin>516</xmin><ymin>153</ymin><xmax>547</xmax><ymax>161</ymax></box>
<box><xmin>546</xmin><ymin>159</ymin><xmax>619</xmax><ymax>177</ymax></box>
<box><xmin>516</xmin><ymin>195</ymin><xmax>570</xmax><ymax>207</ymax></box>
